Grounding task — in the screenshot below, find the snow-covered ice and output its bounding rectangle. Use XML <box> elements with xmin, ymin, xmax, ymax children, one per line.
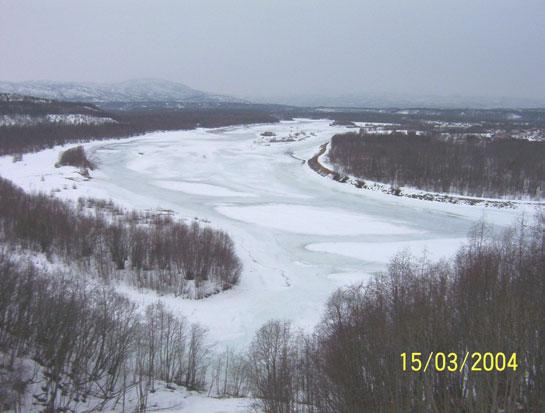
<box><xmin>216</xmin><ymin>204</ymin><xmax>420</xmax><ymax>236</ymax></box>
<box><xmin>0</xmin><ymin>119</ymin><xmax>527</xmax><ymax>349</ymax></box>
<box><xmin>306</xmin><ymin>238</ymin><xmax>467</xmax><ymax>264</ymax></box>
<box><xmin>153</xmin><ymin>180</ymin><xmax>255</xmax><ymax>197</ymax></box>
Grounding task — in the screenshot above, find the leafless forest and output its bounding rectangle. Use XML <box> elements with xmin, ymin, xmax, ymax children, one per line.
<box><xmin>0</xmin><ymin>177</ymin><xmax>241</xmax><ymax>297</ymax></box>
<box><xmin>0</xmin><ymin>259</ymin><xmax>211</xmax><ymax>411</ymax></box>
<box><xmin>329</xmin><ymin>132</ymin><xmax>545</xmax><ymax>199</ymax></box>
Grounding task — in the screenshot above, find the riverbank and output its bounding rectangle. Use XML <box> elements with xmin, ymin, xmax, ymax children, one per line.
<box><xmin>308</xmin><ymin>142</ymin><xmax>544</xmax><ymax>209</ymax></box>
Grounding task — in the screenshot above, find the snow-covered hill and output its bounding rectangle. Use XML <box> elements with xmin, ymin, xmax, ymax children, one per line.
<box><xmin>0</xmin><ymin>79</ymin><xmax>244</xmax><ymax>105</ymax></box>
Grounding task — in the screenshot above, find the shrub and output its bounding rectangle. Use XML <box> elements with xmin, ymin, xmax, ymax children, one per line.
<box><xmin>56</xmin><ymin>145</ymin><xmax>95</xmax><ymax>170</ymax></box>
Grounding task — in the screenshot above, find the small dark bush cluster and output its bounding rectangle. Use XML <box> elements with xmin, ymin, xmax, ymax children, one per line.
<box><xmin>329</xmin><ymin>132</ymin><xmax>545</xmax><ymax>199</ymax></box>
<box><xmin>56</xmin><ymin>145</ymin><xmax>95</xmax><ymax>170</ymax></box>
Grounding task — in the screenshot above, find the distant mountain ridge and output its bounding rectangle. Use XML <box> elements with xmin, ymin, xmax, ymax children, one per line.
<box><xmin>251</xmin><ymin>93</ymin><xmax>545</xmax><ymax>109</ymax></box>
<box><xmin>0</xmin><ymin>79</ymin><xmax>245</xmax><ymax>105</ymax></box>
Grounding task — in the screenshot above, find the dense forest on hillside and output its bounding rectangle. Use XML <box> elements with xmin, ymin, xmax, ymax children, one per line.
<box><xmin>328</xmin><ymin>132</ymin><xmax>545</xmax><ymax>199</ymax></box>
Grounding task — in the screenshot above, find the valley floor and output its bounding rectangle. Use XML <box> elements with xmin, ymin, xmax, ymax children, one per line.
<box><xmin>0</xmin><ymin>118</ymin><xmax>527</xmax><ymax>350</ymax></box>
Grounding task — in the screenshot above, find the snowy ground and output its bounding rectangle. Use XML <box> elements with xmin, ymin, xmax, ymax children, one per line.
<box><xmin>0</xmin><ymin>119</ymin><xmax>529</xmax><ymax>350</ymax></box>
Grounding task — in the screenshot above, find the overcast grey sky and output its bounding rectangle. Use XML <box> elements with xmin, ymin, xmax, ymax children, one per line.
<box><xmin>1</xmin><ymin>0</ymin><xmax>544</xmax><ymax>101</ymax></box>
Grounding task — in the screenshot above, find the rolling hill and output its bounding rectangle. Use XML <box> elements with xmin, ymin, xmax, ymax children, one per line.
<box><xmin>0</xmin><ymin>79</ymin><xmax>245</xmax><ymax>108</ymax></box>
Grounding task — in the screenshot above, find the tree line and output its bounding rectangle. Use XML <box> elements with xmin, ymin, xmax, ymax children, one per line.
<box><xmin>328</xmin><ymin>132</ymin><xmax>545</xmax><ymax>199</ymax></box>
<box><xmin>0</xmin><ymin>177</ymin><xmax>241</xmax><ymax>298</ymax></box>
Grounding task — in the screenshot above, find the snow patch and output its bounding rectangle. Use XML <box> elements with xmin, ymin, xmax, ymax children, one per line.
<box><xmin>153</xmin><ymin>180</ymin><xmax>255</xmax><ymax>197</ymax></box>
<box><xmin>216</xmin><ymin>203</ymin><xmax>420</xmax><ymax>236</ymax></box>
<box><xmin>306</xmin><ymin>238</ymin><xmax>466</xmax><ymax>263</ymax></box>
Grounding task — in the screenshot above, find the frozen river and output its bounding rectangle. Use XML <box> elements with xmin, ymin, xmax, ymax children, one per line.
<box><xmin>2</xmin><ymin>119</ymin><xmax>523</xmax><ymax>348</ymax></box>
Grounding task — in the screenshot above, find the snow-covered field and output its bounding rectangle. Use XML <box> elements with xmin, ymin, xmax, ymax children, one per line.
<box><xmin>0</xmin><ymin>119</ymin><xmax>528</xmax><ymax>349</ymax></box>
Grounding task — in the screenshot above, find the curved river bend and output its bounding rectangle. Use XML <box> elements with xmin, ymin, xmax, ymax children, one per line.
<box><xmin>75</xmin><ymin>119</ymin><xmax>521</xmax><ymax>346</ymax></box>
